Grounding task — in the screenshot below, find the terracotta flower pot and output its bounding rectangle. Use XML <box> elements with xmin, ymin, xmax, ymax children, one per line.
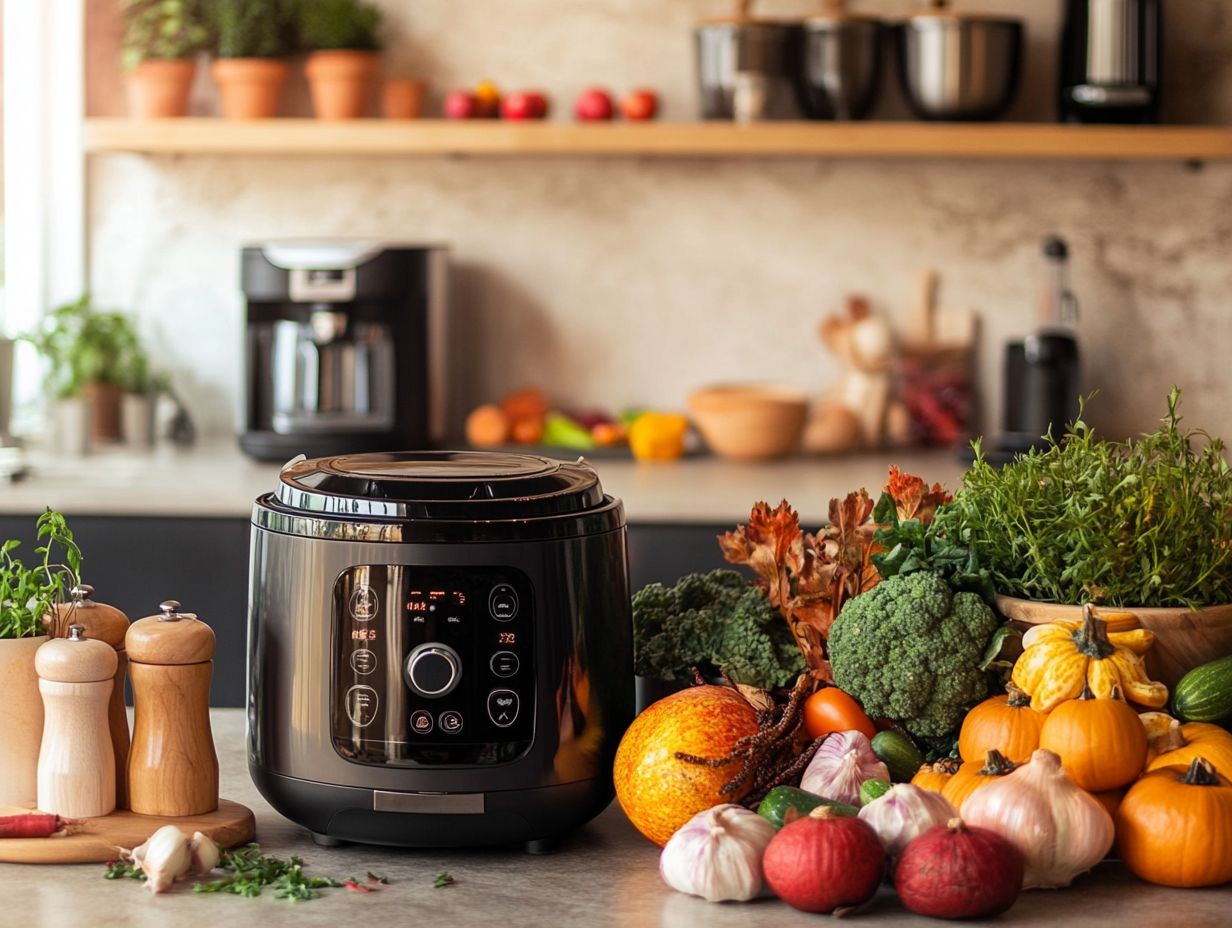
<box><xmin>0</xmin><ymin>636</ymin><xmax>48</xmax><ymax>807</ymax></box>
<box><xmin>305</xmin><ymin>50</ymin><xmax>379</xmax><ymax>120</ymax></box>
<box><xmin>382</xmin><ymin>78</ymin><xmax>425</xmax><ymax>119</ymax></box>
<box><xmin>996</xmin><ymin>594</ymin><xmax>1232</xmax><ymax>688</ymax></box>
<box><xmin>85</xmin><ymin>382</ymin><xmax>124</xmax><ymax>443</ymax></box>
<box><xmin>127</xmin><ymin>58</ymin><xmax>197</xmax><ymax>118</ymax></box>
<box><xmin>212</xmin><ymin>58</ymin><xmax>290</xmax><ymax>119</ymax></box>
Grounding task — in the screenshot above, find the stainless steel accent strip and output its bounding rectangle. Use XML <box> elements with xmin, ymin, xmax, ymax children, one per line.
<box><xmin>373</xmin><ymin>790</ymin><xmax>485</xmax><ymax>814</ymax></box>
<box><xmin>427</xmin><ymin>247</ymin><xmax>450</xmax><ymax>443</ymax></box>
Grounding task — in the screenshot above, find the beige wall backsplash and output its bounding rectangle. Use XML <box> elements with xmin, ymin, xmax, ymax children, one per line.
<box><xmin>90</xmin><ymin>155</ymin><xmax>1232</xmax><ymax>444</ymax></box>
<box><xmin>86</xmin><ymin>0</ymin><xmax>1232</xmax><ymax>445</ymax></box>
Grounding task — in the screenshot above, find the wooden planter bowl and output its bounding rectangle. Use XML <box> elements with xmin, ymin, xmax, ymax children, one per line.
<box><xmin>688</xmin><ymin>383</ymin><xmax>808</xmax><ymax>460</ymax></box>
<box><xmin>996</xmin><ymin>595</ymin><xmax>1232</xmax><ymax>688</ymax></box>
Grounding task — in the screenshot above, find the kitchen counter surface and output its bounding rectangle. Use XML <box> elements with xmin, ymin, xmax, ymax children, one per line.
<box><xmin>0</xmin><ymin>442</ymin><xmax>968</xmax><ymax>524</ymax></box>
<box><xmin>5</xmin><ymin>710</ymin><xmax>1230</xmax><ymax>928</ymax></box>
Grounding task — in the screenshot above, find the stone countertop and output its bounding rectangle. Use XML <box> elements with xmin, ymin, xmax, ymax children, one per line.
<box><xmin>0</xmin><ymin>443</ymin><xmax>967</xmax><ymax>525</ymax></box>
<box><xmin>5</xmin><ymin>710</ymin><xmax>1230</xmax><ymax>928</ymax></box>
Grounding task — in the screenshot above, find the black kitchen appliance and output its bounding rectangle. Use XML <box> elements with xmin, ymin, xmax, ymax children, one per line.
<box><xmin>999</xmin><ymin>236</ymin><xmax>1081</xmax><ymax>454</ymax></box>
<box><xmin>1060</xmin><ymin>0</ymin><xmax>1161</xmax><ymax>123</ymax></box>
<box><xmin>240</xmin><ymin>242</ymin><xmax>448</xmax><ymax>462</ymax></box>
<box><xmin>247</xmin><ymin>451</ymin><xmax>634</xmax><ymax>851</ymax></box>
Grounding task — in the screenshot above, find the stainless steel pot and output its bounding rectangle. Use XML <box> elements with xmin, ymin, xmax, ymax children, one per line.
<box><xmin>695</xmin><ymin>2</ymin><xmax>802</xmax><ymax>121</ymax></box>
<box><xmin>896</xmin><ymin>0</ymin><xmax>1024</xmax><ymax>121</ymax></box>
<box><xmin>798</xmin><ymin>1</ymin><xmax>883</xmax><ymax>120</ymax></box>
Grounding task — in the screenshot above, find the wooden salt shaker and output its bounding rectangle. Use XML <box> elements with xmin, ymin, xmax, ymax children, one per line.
<box><xmin>126</xmin><ymin>600</ymin><xmax>218</xmax><ymax>816</ymax></box>
<box><xmin>51</xmin><ymin>584</ymin><xmax>131</xmax><ymax>808</ymax></box>
<box><xmin>35</xmin><ymin>624</ymin><xmax>118</xmax><ymax>818</ymax></box>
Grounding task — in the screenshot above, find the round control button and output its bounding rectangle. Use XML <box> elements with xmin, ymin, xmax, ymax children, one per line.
<box><xmin>487</xmin><ymin>689</ymin><xmax>519</xmax><ymax>728</ymax></box>
<box><xmin>350</xmin><ymin>587</ymin><xmax>379</xmax><ymax>621</ymax></box>
<box><xmin>344</xmin><ymin>685</ymin><xmax>379</xmax><ymax>728</ymax></box>
<box><xmin>490</xmin><ymin>651</ymin><xmax>519</xmax><ymax>678</ymax></box>
<box><xmin>350</xmin><ymin>649</ymin><xmax>377</xmax><ymax>675</ymax></box>
<box><xmin>405</xmin><ymin>642</ymin><xmax>462</xmax><ymax>698</ymax></box>
<box><xmin>489</xmin><ymin>584</ymin><xmax>519</xmax><ymax>621</ymax></box>
<box><xmin>439</xmin><ymin>710</ymin><xmax>464</xmax><ymax>735</ymax></box>
<box><xmin>409</xmin><ymin>710</ymin><xmax>434</xmax><ymax>735</ymax></box>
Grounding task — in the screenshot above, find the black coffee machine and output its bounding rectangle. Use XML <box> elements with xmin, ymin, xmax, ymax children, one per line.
<box><xmin>240</xmin><ymin>242</ymin><xmax>449</xmax><ymax>462</ymax></box>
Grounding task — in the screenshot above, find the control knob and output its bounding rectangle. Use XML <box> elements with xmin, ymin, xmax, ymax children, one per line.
<box><xmin>405</xmin><ymin>643</ymin><xmax>462</xmax><ymax>698</ymax></box>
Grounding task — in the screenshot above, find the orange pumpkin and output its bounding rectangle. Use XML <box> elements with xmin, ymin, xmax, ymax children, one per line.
<box><xmin>1091</xmin><ymin>788</ymin><xmax>1125</xmax><ymax>820</ymax></box>
<box><xmin>613</xmin><ymin>685</ymin><xmax>759</xmax><ymax>846</ymax></box>
<box><xmin>958</xmin><ymin>683</ymin><xmax>1048</xmax><ymax>765</ymax></box>
<box><xmin>1146</xmin><ymin>720</ymin><xmax>1232</xmax><ymax>776</ymax></box>
<box><xmin>910</xmin><ymin>757</ymin><xmax>961</xmax><ymax>793</ymax></box>
<box><xmin>941</xmin><ymin>749</ymin><xmax>1018</xmax><ymax>811</ymax></box>
<box><xmin>1117</xmin><ymin>758</ymin><xmax>1232</xmax><ymax>887</ymax></box>
<box><xmin>1038</xmin><ymin>685</ymin><xmax>1147</xmax><ymax>792</ymax></box>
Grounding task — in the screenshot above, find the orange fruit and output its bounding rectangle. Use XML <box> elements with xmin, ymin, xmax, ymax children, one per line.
<box><xmin>613</xmin><ymin>685</ymin><xmax>760</xmax><ymax>846</ymax></box>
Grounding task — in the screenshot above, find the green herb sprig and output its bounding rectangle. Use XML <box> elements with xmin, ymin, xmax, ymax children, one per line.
<box><xmin>0</xmin><ymin>510</ymin><xmax>82</xmax><ymax>639</ymax></box>
<box><xmin>935</xmin><ymin>388</ymin><xmax>1232</xmax><ymax>609</ymax></box>
<box><xmin>192</xmin><ymin>844</ymin><xmax>342</xmax><ymax>901</ymax></box>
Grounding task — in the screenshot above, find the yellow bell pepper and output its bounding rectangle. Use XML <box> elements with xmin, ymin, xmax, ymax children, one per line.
<box><xmin>628</xmin><ymin>412</ymin><xmax>689</xmax><ymax>461</ymax></box>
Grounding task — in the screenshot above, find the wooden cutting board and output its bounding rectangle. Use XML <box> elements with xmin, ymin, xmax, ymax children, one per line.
<box><xmin>0</xmin><ymin>798</ymin><xmax>255</xmax><ymax>864</ymax></box>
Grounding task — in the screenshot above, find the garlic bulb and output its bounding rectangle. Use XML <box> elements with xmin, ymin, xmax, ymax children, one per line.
<box><xmin>659</xmin><ymin>804</ymin><xmax>777</xmax><ymax>902</ymax></box>
<box><xmin>961</xmin><ymin>748</ymin><xmax>1114</xmax><ymax>889</ymax></box>
<box><xmin>188</xmin><ymin>832</ymin><xmax>220</xmax><ymax>874</ymax></box>
<box><xmin>125</xmin><ymin>826</ymin><xmax>220</xmax><ymax>893</ymax></box>
<box><xmin>858</xmin><ymin>784</ymin><xmax>957</xmax><ymax>857</ymax></box>
<box><xmin>801</xmin><ymin>731</ymin><xmax>890</xmax><ymax>807</ymax></box>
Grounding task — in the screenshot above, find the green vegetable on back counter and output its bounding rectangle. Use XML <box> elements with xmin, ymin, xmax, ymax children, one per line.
<box><xmin>633</xmin><ymin>569</ymin><xmax>807</xmax><ymax>690</ymax></box>
<box><xmin>934</xmin><ymin>388</ymin><xmax>1232</xmax><ymax>609</ymax></box>
<box><xmin>827</xmin><ymin>571</ymin><xmax>1001</xmax><ymax>744</ymax></box>
<box><xmin>0</xmin><ymin>510</ymin><xmax>81</xmax><ymax>639</ymax></box>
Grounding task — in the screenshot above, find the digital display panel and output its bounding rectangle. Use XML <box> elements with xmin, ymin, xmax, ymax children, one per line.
<box><xmin>406</xmin><ymin>589</ymin><xmax>467</xmax><ymax>614</ymax></box>
<box><xmin>351</xmin><ymin>628</ymin><xmax>377</xmax><ymax>641</ymax></box>
<box><xmin>498</xmin><ymin>631</ymin><xmax>516</xmax><ymax>645</ymax></box>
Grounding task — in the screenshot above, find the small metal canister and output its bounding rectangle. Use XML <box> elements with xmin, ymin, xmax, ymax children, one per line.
<box><xmin>695</xmin><ymin>1</ymin><xmax>803</xmax><ymax>121</ymax></box>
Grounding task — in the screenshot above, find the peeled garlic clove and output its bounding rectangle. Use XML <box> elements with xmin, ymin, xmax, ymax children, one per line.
<box><xmin>188</xmin><ymin>832</ymin><xmax>220</xmax><ymax>874</ymax></box>
<box><xmin>659</xmin><ymin>804</ymin><xmax>777</xmax><ymax>903</ymax></box>
<box><xmin>130</xmin><ymin>825</ymin><xmax>192</xmax><ymax>893</ymax></box>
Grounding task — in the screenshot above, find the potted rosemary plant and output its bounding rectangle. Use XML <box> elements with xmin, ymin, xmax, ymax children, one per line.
<box><xmin>298</xmin><ymin>0</ymin><xmax>384</xmax><ymax>119</ymax></box>
<box><xmin>210</xmin><ymin>0</ymin><xmax>296</xmax><ymax>119</ymax></box>
<box><xmin>121</xmin><ymin>0</ymin><xmax>210</xmax><ymax>118</ymax></box>
<box><xmin>0</xmin><ymin>512</ymin><xmax>81</xmax><ymax>806</ymax></box>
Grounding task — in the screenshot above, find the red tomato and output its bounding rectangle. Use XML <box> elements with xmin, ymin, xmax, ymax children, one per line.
<box><xmin>621</xmin><ymin>89</ymin><xmax>659</xmax><ymax>121</ymax></box>
<box><xmin>803</xmin><ymin>688</ymin><xmax>876</xmax><ymax>740</ymax></box>
<box><xmin>574</xmin><ymin>87</ymin><xmax>615</xmax><ymax>121</ymax></box>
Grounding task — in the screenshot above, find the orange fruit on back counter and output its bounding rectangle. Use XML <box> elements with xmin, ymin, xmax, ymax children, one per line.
<box><xmin>614</xmin><ymin>685</ymin><xmax>759</xmax><ymax>846</ymax></box>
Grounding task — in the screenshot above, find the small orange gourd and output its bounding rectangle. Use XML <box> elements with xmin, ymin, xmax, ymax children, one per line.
<box><xmin>958</xmin><ymin>684</ymin><xmax>1048</xmax><ymax>765</ymax></box>
<box><xmin>941</xmin><ymin>750</ymin><xmax>1018</xmax><ymax>812</ymax></box>
<box><xmin>1038</xmin><ymin>684</ymin><xmax>1147</xmax><ymax>792</ymax></box>
<box><xmin>910</xmin><ymin>758</ymin><xmax>961</xmax><ymax>793</ymax></box>
<box><xmin>1117</xmin><ymin>758</ymin><xmax>1232</xmax><ymax>888</ymax></box>
<box><xmin>1145</xmin><ymin>720</ymin><xmax>1232</xmax><ymax>775</ymax></box>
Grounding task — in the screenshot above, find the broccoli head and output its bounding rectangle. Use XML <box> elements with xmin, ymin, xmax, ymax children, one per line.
<box><xmin>633</xmin><ymin>569</ymin><xmax>805</xmax><ymax>690</ymax></box>
<box><xmin>828</xmin><ymin>571</ymin><xmax>1001</xmax><ymax>741</ymax></box>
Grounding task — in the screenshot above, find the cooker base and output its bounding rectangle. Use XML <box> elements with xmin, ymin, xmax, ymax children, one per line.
<box><xmin>253</xmin><ymin>765</ymin><xmax>614</xmax><ymax>850</ymax></box>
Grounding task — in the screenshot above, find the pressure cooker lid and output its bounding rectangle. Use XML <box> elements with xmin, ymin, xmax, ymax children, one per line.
<box><xmin>274</xmin><ymin>451</ymin><xmax>608</xmax><ymax>521</ymax></box>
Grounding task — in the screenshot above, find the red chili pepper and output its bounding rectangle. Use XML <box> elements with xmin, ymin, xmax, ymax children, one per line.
<box><xmin>344</xmin><ymin>880</ymin><xmax>374</xmax><ymax>893</ymax></box>
<box><xmin>0</xmin><ymin>814</ymin><xmax>62</xmax><ymax>838</ymax></box>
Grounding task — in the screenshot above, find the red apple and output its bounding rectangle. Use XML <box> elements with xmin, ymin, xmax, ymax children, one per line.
<box><xmin>444</xmin><ymin>89</ymin><xmax>478</xmax><ymax>120</ymax></box>
<box><xmin>621</xmin><ymin>89</ymin><xmax>659</xmax><ymax>121</ymax></box>
<box><xmin>575</xmin><ymin>87</ymin><xmax>615</xmax><ymax>121</ymax></box>
<box><xmin>502</xmin><ymin>91</ymin><xmax>550</xmax><ymax>120</ymax></box>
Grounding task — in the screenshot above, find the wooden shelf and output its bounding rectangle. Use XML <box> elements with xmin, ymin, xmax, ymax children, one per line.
<box><xmin>82</xmin><ymin>118</ymin><xmax>1232</xmax><ymax>161</ymax></box>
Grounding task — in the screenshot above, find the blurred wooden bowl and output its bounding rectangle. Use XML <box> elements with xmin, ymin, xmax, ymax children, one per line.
<box><xmin>996</xmin><ymin>594</ymin><xmax>1232</xmax><ymax>688</ymax></box>
<box><xmin>688</xmin><ymin>384</ymin><xmax>808</xmax><ymax>461</ymax></box>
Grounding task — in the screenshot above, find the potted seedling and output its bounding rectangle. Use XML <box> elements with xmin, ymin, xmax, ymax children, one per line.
<box><xmin>0</xmin><ymin>511</ymin><xmax>80</xmax><ymax>806</ymax></box>
<box><xmin>210</xmin><ymin>0</ymin><xmax>296</xmax><ymax>119</ymax></box>
<box><xmin>121</xmin><ymin>0</ymin><xmax>210</xmax><ymax>118</ymax></box>
<box><xmin>298</xmin><ymin>0</ymin><xmax>384</xmax><ymax>119</ymax></box>
<box><xmin>119</xmin><ymin>352</ymin><xmax>167</xmax><ymax>448</ymax></box>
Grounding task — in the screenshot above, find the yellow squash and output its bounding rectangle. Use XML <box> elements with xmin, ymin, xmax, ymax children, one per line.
<box><xmin>1012</xmin><ymin>604</ymin><xmax>1168</xmax><ymax>712</ymax></box>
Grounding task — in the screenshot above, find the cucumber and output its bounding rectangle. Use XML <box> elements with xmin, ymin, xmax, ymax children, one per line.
<box><xmin>860</xmin><ymin>778</ymin><xmax>891</xmax><ymax>805</ymax></box>
<box><xmin>1173</xmin><ymin>655</ymin><xmax>1232</xmax><ymax>724</ymax></box>
<box><xmin>757</xmin><ymin>786</ymin><xmax>858</xmax><ymax>829</ymax></box>
<box><xmin>872</xmin><ymin>729</ymin><xmax>925</xmax><ymax>782</ymax></box>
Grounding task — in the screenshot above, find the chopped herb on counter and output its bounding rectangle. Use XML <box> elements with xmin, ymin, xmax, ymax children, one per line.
<box><xmin>367</xmin><ymin>871</ymin><xmax>389</xmax><ymax>884</ymax></box>
<box><xmin>103</xmin><ymin>859</ymin><xmax>146</xmax><ymax>881</ymax></box>
<box><xmin>434</xmin><ymin>872</ymin><xmax>456</xmax><ymax>888</ymax></box>
<box><xmin>192</xmin><ymin>844</ymin><xmax>343</xmax><ymax>901</ymax></box>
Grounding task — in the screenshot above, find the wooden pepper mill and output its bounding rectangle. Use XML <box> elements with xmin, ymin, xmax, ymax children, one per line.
<box><xmin>35</xmin><ymin>624</ymin><xmax>118</xmax><ymax>818</ymax></box>
<box><xmin>126</xmin><ymin>600</ymin><xmax>219</xmax><ymax>817</ymax></box>
<box><xmin>51</xmin><ymin>584</ymin><xmax>131</xmax><ymax>809</ymax></box>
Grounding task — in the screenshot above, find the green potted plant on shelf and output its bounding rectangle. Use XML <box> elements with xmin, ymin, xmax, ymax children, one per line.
<box><xmin>121</xmin><ymin>0</ymin><xmax>210</xmax><ymax>118</ymax></box>
<box><xmin>118</xmin><ymin>349</ymin><xmax>168</xmax><ymax>448</ymax></box>
<box><xmin>209</xmin><ymin>0</ymin><xmax>297</xmax><ymax>119</ymax></box>
<box><xmin>27</xmin><ymin>295</ymin><xmax>149</xmax><ymax>451</ymax></box>
<box><xmin>0</xmin><ymin>511</ymin><xmax>81</xmax><ymax>807</ymax></box>
<box><xmin>298</xmin><ymin>0</ymin><xmax>384</xmax><ymax>120</ymax></box>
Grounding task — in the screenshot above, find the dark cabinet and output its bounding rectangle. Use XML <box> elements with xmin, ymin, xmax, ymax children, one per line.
<box><xmin>0</xmin><ymin>514</ymin><xmax>728</xmax><ymax>707</ymax></box>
